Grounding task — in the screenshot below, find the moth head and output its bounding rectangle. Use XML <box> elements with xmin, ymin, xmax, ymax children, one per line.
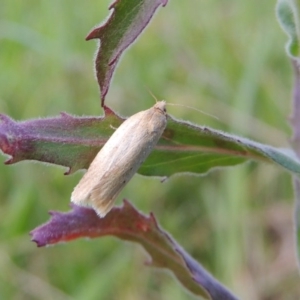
<box><xmin>154</xmin><ymin>101</ymin><xmax>167</xmax><ymax>115</ymax></box>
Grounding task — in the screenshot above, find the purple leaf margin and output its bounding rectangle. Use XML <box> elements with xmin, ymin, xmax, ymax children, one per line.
<box><xmin>86</xmin><ymin>0</ymin><xmax>168</xmax><ymax>104</ymax></box>
<box><xmin>31</xmin><ymin>201</ymin><xmax>239</xmax><ymax>300</ymax></box>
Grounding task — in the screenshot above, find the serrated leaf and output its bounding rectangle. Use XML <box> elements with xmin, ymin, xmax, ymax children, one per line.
<box><xmin>0</xmin><ymin>108</ymin><xmax>122</xmax><ymax>174</ymax></box>
<box><xmin>1</xmin><ymin>110</ymin><xmax>300</xmax><ymax>177</ymax></box>
<box><xmin>276</xmin><ymin>0</ymin><xmax>300</xmax><ymax>59</ymax></box>
<box><xmin>31</xmin><ymin>201</ymin><xmax>239</xmax><ymax>300</ymax></box>
<box><xmin>86</xmin><ymin>0</ymin><xmax>168</xmax><ymax>104</ymax></box>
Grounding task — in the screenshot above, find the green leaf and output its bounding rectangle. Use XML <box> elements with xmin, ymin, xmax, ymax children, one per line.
<box><xmin>276</xmin><ymin>0</ymin><xmax>300</xmax><ymax>59</ymax></box>
<box><xmin>143</xmin><ymin>115</ymin><xmax>300</xmax><ymax>176</ymax></box>
<box><xmin>86</xmin><ymin>0</ymin><xmax>168</xmax><ymax>104</ymax></box>
<box><xmin>1</xmin><ymin>108</ymin><xmax>300</xmax><ymax>177</ymax></box>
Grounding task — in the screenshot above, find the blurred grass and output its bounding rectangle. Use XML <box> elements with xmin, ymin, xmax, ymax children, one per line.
<box><xmin>0</xmin><ymin>0</ymin><xmax>299</xmax><ymax>299</ymax></box>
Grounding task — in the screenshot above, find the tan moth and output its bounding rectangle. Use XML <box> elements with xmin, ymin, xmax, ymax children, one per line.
<box><xmin>71</xmin><ymin>101</ymin><xmax>167</xmax><ymax>217</ymax></box>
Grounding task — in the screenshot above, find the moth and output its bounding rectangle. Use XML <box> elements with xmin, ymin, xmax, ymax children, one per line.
<box><xmin>71</xmin><ymin>101</ymin><xmax>167</xmax><ymax>217</ymax></box>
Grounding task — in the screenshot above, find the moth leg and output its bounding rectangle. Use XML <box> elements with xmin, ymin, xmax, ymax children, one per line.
<box><xmin>110</xmin><ymin>124</ymin><xmax>118</xmax><ymax>130</ymax></box>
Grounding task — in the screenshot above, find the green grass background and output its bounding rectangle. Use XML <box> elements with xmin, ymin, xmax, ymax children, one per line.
<box><xmin>0</xmin><ymin>0</ymin><xmax>299</xmax><ymax>299</ymax></box>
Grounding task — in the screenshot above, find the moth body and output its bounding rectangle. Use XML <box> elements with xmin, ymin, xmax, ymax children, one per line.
<box><xmin>71</xmin><ymin>101</ymin><xmax>167</xmax><ymax>217</ymax></box>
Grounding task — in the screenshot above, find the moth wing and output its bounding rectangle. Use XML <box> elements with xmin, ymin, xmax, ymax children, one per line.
<box><xmin>88</xmin><ymin>176</ymin><xmax>126</xmax><ymax>217</ymax></box>
<box><xmin>71</xmin><ymin>102</ymin><xmax>167</xmax><ymax>218</ymax></box>
<box><xmin>84</xmin><ymin>119</ymin><xmax>151</xmax><ymax>217</ymax></box>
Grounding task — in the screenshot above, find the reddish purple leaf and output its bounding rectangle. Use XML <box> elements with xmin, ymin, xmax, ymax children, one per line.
<box><xmin>289</xmin><ymin>60</ymin><xmax>300</xmax><ymax>269</ymax></box>
<box><xmin>31</xmin><ymin>201</ymin><xmax>238</xmax><ymax>300</ymax></box>
<box><xmin>0</xmin><ymin>108</ymin><xmax>123</xmax><ymax>174</ymax></box>
<box><xmin>1</xmin><ymin>110</ymin><xmax>300</xmax><ymax>177</ymax></box>
<box><xmin>86</xmin><ymin>0</ymin><xmax>168</xmax><ymax>104</ymax></box>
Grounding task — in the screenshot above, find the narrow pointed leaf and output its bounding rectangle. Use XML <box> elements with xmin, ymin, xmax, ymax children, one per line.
<box><xmin>86</xmin><ymin>0</ymin><xmax>168</xmax><ymax>104</ymax></box>
<box><xmin>1</xmin><ymin>111</ymin><xmax>300</xmax><ymax>176</ymax></box>
<box><xmin>31</xmin><ymin>201</ymin><xmax>239</xmax><ymax>300</ymax></box>
<box><xmin>293</xmin><ymin>178</ymin><xmax>300</xmax><ymax>269</ymax></box>
<box><xmin>276</xmin><ymin>0</ymin><xmax>300</xmax><ymax>60</ymax></box>
<box><xmin>290</xmin><ymin>55</ymin><xmax>300</xmax><ymax>268</ymax></box>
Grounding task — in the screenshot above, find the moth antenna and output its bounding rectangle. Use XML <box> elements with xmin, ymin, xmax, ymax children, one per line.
<box><xmin>143</xmin><ymin>86</ymin><xmax>217</xmax><ymax>120</ymax></box>
<box><xmin>144</xmin><ymin>85</ymin><xmax>159</xmax><ymax>104</ymax></box>
<box><xmin>166</xmin><ymin>103</ymin><xmax>219</xmax><ymax>121</ymax></box>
